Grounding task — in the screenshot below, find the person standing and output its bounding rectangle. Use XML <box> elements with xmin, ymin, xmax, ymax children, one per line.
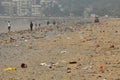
<box><xmin>47</xmin><ymin>21</ymin><xmax>50</xmax><ymax>25</ymax></box>
<box><xmin>30</xmin><ymin>21</ymin><xmax>33</xmax><ymax>31</ymax></box>
<box><xmin>8</xmin><ymin>21</ymin><xmax>11</xmax><ymax>32</ymax></box>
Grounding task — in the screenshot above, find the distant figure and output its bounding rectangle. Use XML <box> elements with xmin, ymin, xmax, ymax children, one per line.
<box><xmin>94</xmin><ymin>16</ymin><xmax>99</xmax><ymax>23</ymax></box>
<box><xmin>35</xmin><ymin>23</ymin><xmax>37</xmax><ymax>27</ymax></box>
<box><xmin>30</xmin><ymin>21</ymin><xmax>33</xmax><ymax>31</ymax></box>
<box><xmin>47</xmin><ymin>21</ymin><xmax>50</xmax><ymax>25</ymax></box>
<box><xmin>35</xmin><ymin>23</ymin><xmax>37</xmax><ymax>30</ymax></box>
<box><xmin>8</xmin><ymin>21</ymin><xmax>11</xmax><ymax>32</ymax></box>
<box><xmin>53</xmin><ymin>20</ymin><xmax>56</xmax><ymax>25</ymax></box>
<box><xmin>39</xmin><ymin>23</ymin><xmax>41</xmax><ymax>27</ymax></box>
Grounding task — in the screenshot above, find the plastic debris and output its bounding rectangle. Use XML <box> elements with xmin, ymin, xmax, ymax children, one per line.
<box><xmin>82</xmin><ymin>65</ymin><xmax>92</xmax><ymax>70</ymax></box>
<box><xmin>21</xmin><ymin>63</ymin><xmax>27</xmax><ymax>68</ymax></box>
<box><xmin>4</xmin><ymin>67</ymin><xmax>16</xmax><ymax>71</ymax></box>
<box><xmin>69</xmin><ymin>61</ymin><xmax>77</xmax><ymax>64</ymax></box>
<box><xmin>40</xmin><ymin>63</ymin><xmax>51</xmax><ymax>67</ymax></box>
<box><xmin>60</xmin><ymin>50</ymin><xmax>67</xmax><ymax>54</ymax></box>
<box><xmin>99</xmin><ymin>66</ymin><xmax>104</xmax><ymax>71</ymax></box>
<box><xmin>21</xmin><ymin>37</ymin><xmax>28</xmax><ymax>42</ymax></box>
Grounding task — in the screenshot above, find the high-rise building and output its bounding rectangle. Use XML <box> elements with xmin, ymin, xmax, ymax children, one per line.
<box><xmin>1</xmin><ymin>0</ymin><xmax>13</xmax><ymax>15</ymax></box>
<box><xmin>1</xmin><ymin>0</ymin><xmax>58</xmax><ymax>16</ymax></box>
<box><xmin>12</xmin><ymin>0</ymin><xmax>31</xmax><ymax>16</ymax></box>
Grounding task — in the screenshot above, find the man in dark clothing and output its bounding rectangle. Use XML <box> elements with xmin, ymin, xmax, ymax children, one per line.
<box><xmin>53</xmin><ymin>20</ymin><xmax>56</xmax><ymax>25</ymax></box>
<box><xmin>47</xmin><ymin>21</ymin><xmax>50</xmax><ymax>25</ymax></box>
<box><xmin>30</xmin><ymin>22</ymin><xmax>33</xmax><ymax>31</ymax></box>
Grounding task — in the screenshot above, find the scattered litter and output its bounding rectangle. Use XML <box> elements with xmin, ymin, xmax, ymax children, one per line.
<box><xmin>60</xmin><ymin>50</ymin><xmax>67</xmax><ymax>54</ymax></box>
<box><xmin>40</xmin><ymin>63</ymin><xmax>51</xmax><ymax>67</ymax></box>
<box><xmin>99</xmin><ymin>66</ymin><xmax>104</xmax><ymax>70</ymax></box>
<box><xmin>67</xmin><ymin>67</ymin><xmax>71</xmax><ymax>70</ymax></box>
<box><xmin>21</xmin><ymin>63</ymin><xmax>27</xmax><ymax>68</ymax></box>
<box><xmin>97</xmin><ymin>75</ymin><xmax>102</xmax><ymax>78</ymax></box>
<box><xmin>67</xmin><ymin>70</ymin><xmax>71</xmax><ymax>73</ymax></box>
<box><xmin>4</xmin><ymin>67</ymin><xmax>16</xmax><ymax>71</ymax></box>
<box><xmin>69</xmin><ymin>61</ymin><xmax>77</xmax><ymax>64</ymax></box>
<box><xmin>10</xmin><ymin>37</ymin><xmax>16</xmax><ymax>42</ymax></box>
<box><xmin>82</xmin><ymin>65</ymin><xmax>92</xmax><ymax>70</ymax></box>
<box><xmin>110</xmin><ymin>45</ymin><xmax>115</xmax><ymax>48</ymax></box>
<box><xmin>52</xmin><ymin>62</ymin><xmax>59</xmax><ymax>66</ymax></box>
<box><xmin>21</xmin><ymin>37</ymin><xmax>28</xmax><ymax>42</ymax></box>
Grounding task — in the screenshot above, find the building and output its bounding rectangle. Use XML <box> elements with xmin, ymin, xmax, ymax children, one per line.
<box><xmin>32</xmin><ymin>5</ymin><xmax>43</xmax><ymax>16</ymax></box>
<box><xmin>1</xmin><ymin>0</ymin><xmax>58</xmax><ymax>16</ymax></box>
<box><xmin>1</xmin><ymin>1</ymin><xmax>13</xmax><ymax>15</ymax></box>
<box><xmin>12</xmin><ymin>0</ymin><xmax>31</xmax><ymax>16</ymax></box>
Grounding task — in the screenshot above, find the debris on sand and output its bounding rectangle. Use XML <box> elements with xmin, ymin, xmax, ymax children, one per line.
<box><xmin>69</xmin><ymin>61</ymin><xmax>77</xmax><ymax>64</ymax></box>
<box><xmin>21</xmin><ymin>63</ymin><xmax>27</xmax><ymax>68</ymax></box>
<box><xmin>4</xmin><ymin>67</ymin><xmax>16</xmax><ymax>71</ymax></box>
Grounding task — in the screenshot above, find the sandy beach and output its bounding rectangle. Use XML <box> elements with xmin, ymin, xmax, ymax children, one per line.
<box><xmin>0</xmin><ymin>18</ymin><xmax>120</xmax><ymax>80</ymax></box>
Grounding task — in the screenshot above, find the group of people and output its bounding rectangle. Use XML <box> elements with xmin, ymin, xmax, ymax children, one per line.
<box><xmin>7</xmin><ymin>21</ymin><xmax>41</xmax><ymax>32</ymax></box>
<box><xmin>30</xmin><ymin>22</ymin><xmax>41</xmax><ymax>31</ymax></box>
<box><xmin>30</xmin><ymin>21</ymin><xmax>56</xmax><ymax>31</ymax></box>
<box><xmin>7</xmin><ymin>17</ymin><xmax>100</xmax><ymax>32</ymax></box>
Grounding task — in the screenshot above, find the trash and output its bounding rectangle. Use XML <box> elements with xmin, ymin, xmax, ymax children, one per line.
<box><xmin>40</xmin><ymin>63</ymin><xmax>51</xmax><ymax>67</ymax></box>
<box><xmin>67</xmin><ymin>67</ymin><xmax>71</xmax><ymax>73</ymax></box>
<box><xmin>21</xmin><ymin>63</ymin><xmax>27</xmax><ymax>68</ymax></box>
<box><xmin>69</xmin><ymin>61</ymin><xmax>77</xmax><ymax>64</ymax></box>
<box><xmin>67</xmin><ymin>70</ymin><xmax>71</xmax><ymax>73</ymax></box>
<box><xmin>60</xmin><ymin>50</ymin><xmax>67</xmax><ymax>54</ymax></box>
<box><xmin>97</xmin><ymin>75</ymin><xmax>102</xmax><ymax>78</ymax></box>
<box><xmin>110</xmin><ymin>45</ymin><xmax>115</xmax><ymax>48</ymax></box>
<box><xmin>10</xmin><ymin>37</ymin><xmax>16</xmax><ymax>42</ymax></box>
<box><xmin>99</xmin><ymin>66</ymin><xmax>104</xmax><ymax>73</ymax></box>
<box><xmin>67</xmin><ymin>67</ymin><xmax>71</xmax><ymax>70</ymax></box>
<box><xmin>4</xmin><ymin>67</ymin><xmax>16</xmax><ymax>71</ymax></box>
<box><xmin>82</xmin><ymin>65</ymin><xmax>92</xmax><ymax>70</ymax></box>
<box><xmin>21</xmin><ymin>37</ymin><xmax>28</xmax><ymax>42</ymax></box>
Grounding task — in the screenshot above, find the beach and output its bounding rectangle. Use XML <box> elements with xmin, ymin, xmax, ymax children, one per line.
<box><xmin>0</xmin><ymin>18</ymin><xmax>120</xmax><ymax>80</ymax></box>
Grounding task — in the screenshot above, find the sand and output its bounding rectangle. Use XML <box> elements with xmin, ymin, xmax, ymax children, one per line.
<box><xmin>0</xmin><ymin>18</ymin><xmax>120</xmax><ymax>80</ymax></box>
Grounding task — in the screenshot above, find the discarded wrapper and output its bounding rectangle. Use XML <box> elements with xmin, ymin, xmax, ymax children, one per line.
<box><xmin>99</xmin><ymin>66</ymin><xmax>104</xmax><ymax>71</ymax></box>
<box><xmin>4</xmin><ymin>67</ymin><xmax>16</xmax><ymax>71</ymax></box>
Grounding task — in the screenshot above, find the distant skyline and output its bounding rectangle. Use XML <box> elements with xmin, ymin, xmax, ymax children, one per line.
<box><xmin>0</xmin><ymin>0</ymin><xmax>120</xmax><ymax>17</ymax></box>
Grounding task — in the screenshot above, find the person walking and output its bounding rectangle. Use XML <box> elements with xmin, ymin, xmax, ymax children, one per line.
<box><xmin>30</xmin><ymin>21</ymin><xmax>33</xmax><ymax>31</ymax></box>
<box><xmin>8</xmin><ymin>21</ymin><xmax>11</xmax><ymax>32</ymax></box>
